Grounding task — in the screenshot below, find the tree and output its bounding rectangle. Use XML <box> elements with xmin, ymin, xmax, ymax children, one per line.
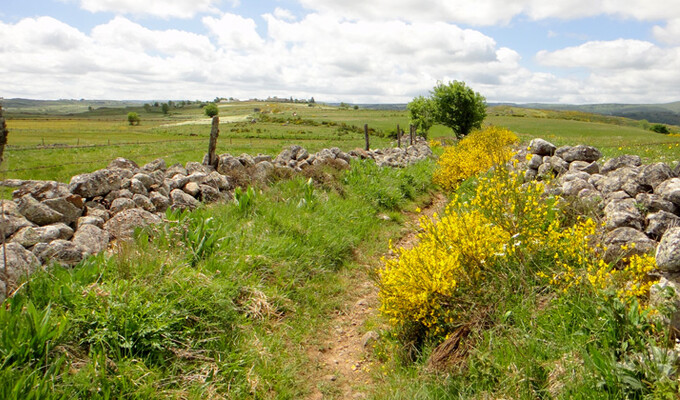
<box><xmin>407</xmin><ymin>95</ymin><xmax>435</xmax><ymax>137</ymax></box>
<box><xmin>430</xmin><ymin>81</ymin><xmax>487</xmax><ymax>138</ymax></box>
<box><xmin>127</xmin><ymin>112</ymin><xmax>141</xmax><ymax>126</ymax></box>
<box><xmin>161</xmin><ymin>103</ymin><xmax>169</xmax><ymax>115</ymax></box>
<box><xmin>650</xmin><ymin>123</ymin><xmax>670</xmax><ymax>134</ymax></box>
<box><xmin>204</xmin><ymin>103</ymin><xmax>219</xmax><ymax>118</ymax></box>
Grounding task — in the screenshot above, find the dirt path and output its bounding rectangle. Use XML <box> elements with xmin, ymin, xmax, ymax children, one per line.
<box><xmin>306</xmin><ymin>193</ymin><xmax>448</xmax><ymax>399</ymax></box>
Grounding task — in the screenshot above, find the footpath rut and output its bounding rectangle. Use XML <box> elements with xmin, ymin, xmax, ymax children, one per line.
<box><xmin>306</xmin><ymin>193</ymin><xmax>448</xmax><ymax>400</ymax></box>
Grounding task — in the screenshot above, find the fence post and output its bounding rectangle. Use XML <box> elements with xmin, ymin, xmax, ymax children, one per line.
<box><xmin>207</xmin><ymin>116</ymin><xmax>220</xmax><ymax>168</ymax></box>
<box><xmin>364</xmin><ymin>124</ymin><xmax>370</xmax><ymax>151</ymax></box>
<box><xmin>0</xmin><ymin>105</ymin><xmax>8</xmax><ymax>301</ymax></box>
<box><xmin>397</xmin><ymin>124</ymin><xmax>401</xmax><ymax>148</ymax></box>
<box><xmin>0</xmin><ymin>105</ymin><xmax>7</xmax><ymax>169</ymax></box>
<box><xmin>410</xmin><ymin>124</ymin><xmax>414</xmax><ymax>145</ymax></box>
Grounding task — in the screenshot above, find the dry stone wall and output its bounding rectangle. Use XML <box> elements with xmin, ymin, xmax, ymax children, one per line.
<box><xmin>0</xmin><ymin>140</ymin><xmax>433</xmax><ymax>300</ymax></box>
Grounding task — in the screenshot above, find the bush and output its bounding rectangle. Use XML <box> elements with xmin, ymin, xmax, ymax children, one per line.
<box><xmin>204</xmin><ymin>103</ymin><xmax>219</xmax><ymax>118</ymax></box>
<box><xmin>650</xmin><ymin>124</ymin><xmax>670</xmax><ymax>134</ymax></box>
<box><xmin>126</xmin><ymin>112</ymin><xmax>140</xmax><ymax>126</ymax></box>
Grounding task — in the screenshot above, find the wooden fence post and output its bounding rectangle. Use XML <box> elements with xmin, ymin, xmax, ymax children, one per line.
<box><xmin>410</xmin><ymin>124</ymin><xmax>414</xmax><ymax>145</ymax></box>
<box><xmin>0</xmin><ymin>105</ymin><xmax>8</xmax><ymax>301</ymax></box>
<box><xmin>397</xmin><ymin>124</ymin><xmax>401</xmax><ymax>148</ymax></box>
<box><xmin>364</xmin><ymin>124</ymin><xmax>370</xmax><ymax>151</ymax></box>
<box><xmin>207</xmin><ymin>116</ymin><xmax>220</xmax><ymax>167</ymax></box>
<box><xmin>0</xmin><ymin>105</ymin><xmax>7</xmax><ymax>169</ymax></box>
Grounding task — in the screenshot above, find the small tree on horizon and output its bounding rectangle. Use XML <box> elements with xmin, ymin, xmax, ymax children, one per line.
<box><xmin>127</xmin><ymin>112</ymin><xmax>141</xmax><ymax>126</ymax></box>
<box><xmin>407</xmin><ymin>95</ymin><xmax>435</xmax><ymax>137</ymax></box>
<box><xmin>204</xmin><ymin>103</ymin><xmax>219</xmax><ymax>118</ymax></box>
<box><xmin>161</xmin><ymin>103</ymin><xmax>170</xmax><ymax>115</ymax></box>
<box><xmin>430</xmin><ymin>81</ymin><xmax>487</xmax><ymax>139</ymax></box>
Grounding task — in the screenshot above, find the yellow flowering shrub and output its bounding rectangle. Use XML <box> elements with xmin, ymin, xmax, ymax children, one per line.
<box><xmin>433</xmin><ymin>126</ymin><xmax>518</xmax><ymax>191</ymax></box>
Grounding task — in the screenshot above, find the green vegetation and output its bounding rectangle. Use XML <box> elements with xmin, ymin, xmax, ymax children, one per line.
<box><xmin>204</xmin><ymin>103</ymin><xmax>219</xmax><ymax>118</ymax></box>
<box><xmin>430</xmin><ymin>81</ymin><xmax>487</xmax><ymax>138</ymax></box>
<box><xmin>126</xmin><ymin>112</ymin><xmax>140</xmax><ymax>126</ymax></box>
<box><xmin>407</xmin><ymin>95</ymin><xmax>435</xmax><ymax>137</ymax></box>
<box><xmin>650</xmin><ymin>123</ymin><xmax>670</xmax><ymax>134</ymax></box>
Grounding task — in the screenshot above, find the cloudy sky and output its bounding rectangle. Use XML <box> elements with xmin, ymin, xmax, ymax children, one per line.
<box><xmin>1</xmin><ymin>0</ymin><xmax>680</xmax><ymax>104</ymax></box>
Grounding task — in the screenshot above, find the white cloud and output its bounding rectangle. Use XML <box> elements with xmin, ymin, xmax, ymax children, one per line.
<box><xmin>202</xmin><ymin>13</ymin><xmax>264</xmax><ymax>49</ymax></box>
<box><xmin>653</xmin><ymin>19</ymin><xmax>680</xmax><ymax>45</ymax></box>
<box><xmin>273</xmin><ymin>8</ymin><xmax>296</xmax><ymax>21</ymax></box>
<box><xmin>536</xmin><ymin>39</ymin><xmax>662</xmax><ymax>69</ymax></box>
<box><xmin>76</xmin><ymin>0</ymin><xmax>223</xmax><ymax>19</ymax></box>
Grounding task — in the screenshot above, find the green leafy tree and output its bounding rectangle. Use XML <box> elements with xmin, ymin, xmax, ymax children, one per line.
<box><xmin>407</xmin><ymin>95</ymin><xmax>435</xmax><ymax>137</ymax></box>
<box><xmin>650</xmin><ymin>123</ymin><xmax>670</xmax><ymax>134</ymax></box>
<box><xmin>161</xmin><ymin>103</ymin><xmax>169</xmax><ymax>115</ymax></box>
<box><xmin>204</xmin><ymin>103</ymin><xmax>219</xmax><ymax>118</ymax></box>
<box><xmin>127</xmin><ymin>112</ymin><xmax>141</xmax><ymax>126</ymax></box>
<box><xmin>430</xmin><ymin>81</ymin><xmax>487</xmax><ymax>138</ymax></box>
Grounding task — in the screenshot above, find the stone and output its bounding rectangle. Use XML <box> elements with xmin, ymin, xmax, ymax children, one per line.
<box><xmin>109</xmin><ymin>198</ymin><xmax>136</xmax><ymax>214</ymax></box>
<box><xmin>170</xmin><ymin>188</ymin><xmax>200</xmax><ymax>211</ymax></box>
<box><xmin>186</xmin><ymin>161</ymin><xmax>209</xmax><ymax>174</ymax></box>
<box><xmin>69</xmin><ymin>168</ymin><xmax>133</xmax><ymax>198</ymax></box>
<box><xmin>186</xmin><ymin>172</ymin><xmax>208</xmax><ymax>184</ymax></box>
<box><xmin>549</xmin><ymin>156</ymin><xmax>569</xmax><ymax>174</ymax></box>
<box><xmin>126</xmin><ymin>178</ymin><xmax>148</xmax><ymax>195</ymax></box>
<box><xmin>132</xmin><ymin>173</ymin><xmax>154</xmax><ymax>189</ymax></box>
<box><xmin>169</xmin><ymin>174</ymin><xmax>189</xmax><ymax>191</ymax></box>
<box><xmin>148</xmin><ymin>170</ymin><xmax>166</xmax><ymax>186</ymax></box>
<box><xmin>569</xmin><ymin>161</ymin><xmax>599</xmax><ymax>175</ymax></box>
<box><xmin>33</xmin><ymin>239</ymin><xmax>86</xmax><ymax>266</ymax></box>
<box><xmin>10</xmin><ymin>223</ymin><xmax>73</xmax><ymax>247</ymax></box>
<box><xmin>655</xmin><ymin>178</ymin><xmax>680</xmax><ymax>206</ymax></box>
<box><xmin>203</xmin><ymin>171</ymin><xmax>230</xmax><ymax>191</ymax></box>
<box><xmin>603</xmin><ymin>227</ymin><xmax>656</xmax><ymax>262</ymax></box>
<box><xmin>562</xmin><ymin>178</ymin><xmax>595</xmax><ymax>197</ymax></box>
<box><xmin>199</xmin><ymin>184</ymin><xmax>222</xmax><ymax>203</ymax></box>
<box><xmin>635</xmin><ymin>193</ymin><xmax>678</xmax><ymax>214</ymax></box>
<box><xmin>537</xmin><ymin>163</ymin><xmax>555</xmax><ymax>178</ymax></box>
<box><xmin>556</xmin><ymin>145</ymin><xmax>602</xmax><ymax>163</ymax></box>
<box><xmin>0</xmin><ymin>242</ymin><xmax>40</xmax><ymax>287</ymax></box>
<box><xmin>361</xmin><ymin>331</ymin><xmax>380</xmax><ymax>349</ymax></box>
<box><xmin>12</xmin><ymin>180</ymin><xmax>70</xmax><ymax>201</ymax></box>
<box><xmin>601</xmin><ymin>154</ymin><xmax>642</xmax><ymax>174</ymax></box>
<box><xmin>108</xmin><ymin>157</ymin><xmax>139</xmax><ymax>171</ymax></box>
<box><xmin>528</xmin><ymin>138</ymin><xmax>556</xmax><ymax>156</ymax></box>
<box><xmin>238</xmin><ymin>153</ymin><xmax>256</xmax><ymax>167</ymax></box>
<box><xmin>254</xmin><ymin>154</ymin><xmax>272</xmax><ymax>163</ymax></box>
<box><xmin>16</xmin><ymin>195</ymin><xmax>63</xmax><ymax>226</ymax></box>
<box><xmin>603</xmin><ymin>198</ymin><xmax>644</xmax><ymax>231</ymax></box>
<box><xmin>638</xmin><ymin>163</ymin><xmax>675</xmax><ymax>190</ymax></box>
<box><xmin>149</xmin><ymin>192</ymin><xmax>170</xmax><ymax>213</ymax></box>
<box><xmin>0</xmin><ymin>214</ymin><xmax>35</xmax><ymax>239</ymax></box>
<box><xmin>141</xmin><ymin>158</ymin><xmax>166</xmax><ymax>173</ymax></box>
<box><xmin>105</xmin><ymin>189</ymin><xmax>133</xmax><ymax>203</ymax></box>
<box><xmin>72</xmin><ymin>224</ymin><xmax>109</xmax><ymax>255</ymax></box>
<box><xmin>524</xmin><ymin>169</ymin><xmax>538</xmax><ymax>181</ymax></box>
<box><xmin>76</xmin><ymin>215</ymin><xmax>105</xmax><ymax>229</ymax></box>
<box><xmin>621</xmin><ymin>178</ymin><xmax>647</xmax><ymax>198</ymax></box>
<box><xmin>596</xmin><ymin>167</ymin><xmax>639</xmax><ymax>195</ymax></box>
<box><xmin>656</xmin><ymin>227</ymin><xmax>680</xmax><ymax>272</ymax></box>
<box><xmin>85</xmin><ymin>207</ymin><xmax>110</xmax><ymax>222</ymax></box>
<box><xmin>526</xmin><ymin>154</ymin><xmax>542</xmax><ymax>170</ymax></box>
<box><xmin>646</xmin><ymin>211</ymin><xmax>680</xmax><ymax>240</ymax></box>
<box><xmin>104</xmin><ymin>208</ymin><xmax>162</xmax><ymax>239</ymax></box>
<box><xmin>559</xmin><ymin>171</ymin><xmax>591</xmax><ymax>184</ymax></box>
<box><xmin>133</xmin><ymin>194</ymin><xmax>156</xmax><ymax>213</ymax></box>
<box><xmin>336</xmin><ymin>151</ymin><xmax>352</xmax><ymax>164</ymax></box>
<box><xmin>217</xmin><ymin>154</ymin><xmax>243</xmax><ymax>174</ymax></box>
<box><xmin>42</xmin><ymin>195</ymin><xmax>84</xmax><ymax>225</ymax></box>
<box><xmin>165</xmin><ymin>163</ymin><xmax>188</xmax><ymax>178</ymax></box>
<box><xmin>253</xmin><ymin>161</ymin><xmax>274</xmax><ymax>181</ymax></box>
<box><xmin>0</xmin><ymin>200</ymin><xmax>20</xmax><ymax>216</ymax></box>
<box><xmin>183</xmin><ymin>182</ymin><xmax>201</xmax><ymax>197</ymax></box>
<box><xmin>650</xmin><ymin>277</ymin><xmax>680</xmax><ymax>334</ymax></box>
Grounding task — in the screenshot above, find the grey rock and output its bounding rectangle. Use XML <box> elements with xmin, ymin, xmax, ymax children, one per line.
<box><xmin>524</xmin><ymin>168</ymin><xmax>538</xmax><ymax>181</ymax></box>
<box><xmin>12</xmin><ymin>180</ymin><xmax>70</xmax><ymax>201</ymax></box>
<box><xmin>253</xmin><ymin>161</ymin><xmax>274</xmax><ymax>181</ymax></box>
<box><xmin>604</xmin><ymin>198</ymin><xmax>644</xmax><ymax>231</ymax></box>
<box><xmin>0</xmin><ymin>242</ymin><xmax>40</xmax><ymax>288</ymax></box>
<box><xmin>149</xmin><ymin>192</ymin><xmax>170</xmax><ymax>213</ymax></box>
<box><xmin>635</xmin><ymin>193</ymin><xmax>678</xmax><ymax>214</ymax></box>
<box><xmin>604</xmin><ymin>191</ymin><xmax>631</xmax><ymax>204</ymax></box>
<box><xmin>133</xmin><ymin>194</ymin><xmax>156</xmax><ymax>213</ymax></box>
<box><xmin>186</xmin><ymin>161</ymin><xmax>209</xmax><ymax>175</ymax></box>
<box><xmin>569</xmin><ymin>161</ymin><xmax>599</xmax><ymax>175</ymax></box>
<box><xmin>254</xmin><ymin>154</ymin><xmax>272</xmax><ymax>163</ymax></box>
<box><xmin>537</xmin><ymin>163</ymin><xmax>555</xmax><ymax>178</ymax></box>
<box><xmin>656</xmin><ymin>227</ymin><xmax>680</xmax><ymax>272</ymax></box>
<box><xmin>0</xmin><ymin>214</ymin><xmax>35</xmax><ymax>239</ymax></box>
<box><xmin>601</xmin><ymin>154</ymin><xmax>642</xmax><ymax>174</ymax></box>
<box><xmin>217</xmin><ymin>154</ymin><xmax>243</xmax><ymax>174</ymax></box>
<box><xmin>655</xmin><ymin>178</ymin><xmax>680</xmax><ymax>206</ymax></box>
<box><xmin>638</xmin><ymin>163</ymin><xmax>674</xmax><ymax>190</ymax></box>
<box><xmin>183</xmin><ymin>182</ymin><xmax>201</xmax><ymax>197</ymax></box>
<box><xmin>603</xmin><ymin>227</ymin><xmax>656</xmax><ymax>262</ymax></box>
<box><xmin>42</xmin><ymin>195</ymin><xmax>84</xmax><ymax>225</ymax></box>
<box><xmin>85</xmin><ymin>206</ymin><xmax>110</xmax><ymax>222</ymax></box>
<box><xmin>596</xmin><ymin>167</ymin><xmax>639</xmax><ymax>195</ymax></box>
<box><xmin>33</xmin><ymin>239</ymin><xmax>86</xmax><ymax>266</ymax></box>
<box><xmin>549</xmin><ymin>156</ymin><xmax>569</xmax><ymax>174</ymax></box>
<box><xmin>148</xmin><ymin>170</ymin><xmax>166</xmax><ymax>186</ymax></box>
<box><xmin>562</xmin><ymin>178</ymin><xmax>595</xmax><ymax>197</ymax></box>
<box><xmin>528</xmin><ymin>138</ymin><xmax>556</xmax><ymax>156</ymax></box>
<box><xmin>0</xmin><ymin>200</ymin><xmax>20</xmax><ymax>216</ymax></box>
<box><xmin>199</xmin><ymin>184</ymin><xmax>222</xmax><ymax>203</ymax></box>
<box><xmin>17</xmin><ymin>195</ymin><xmax>63</xmax><ymax>226</ymax></box>
<box><xmin>646</xmin><ymin>211</ymin><xmax>680</xmax><ymax>240</ymax></box>
<box><xmin>108</xmin><ymin>157</ymin><xmax>139</xmax><ymax>171</ymax></box>
<box><xmin>104</xmin><ymin>208</ymin><xmax>162</xmax><ymax>240</ymax></box>
<box><xmin>203</xmin><ymin>171</ymin><xmax>230</xmax><ymax>191</ymax></box>
<box><xmin>559</xmin><ymin>171</ymin><xmax>591</xmax><ymax>184</ymax></box>
<box><xmin>622</xmin><ymin>178</ymin><xmax>647</xmax><ymax>198</ymax></box>
<box><xmin>141</xmin><ymin>158</ymin><xmax>166</xmax><ymax>173</ymax></box>
<box><xmin>170</xmin><ymin>188</ymin><xmax>200</xmax><ymax>211</ymax></box>
<box><xmin>169</xmin><ymin>174</ymin><xmax>189</xmax><ymax>191</ymax></box>
<box><xmin>125</xmin><ymin>178</ymin><xmax>148</xmax><ymax>196</ymax></box>
<box><xmin>151</xmin><ymin>182</ymin><xmax>170</xmax><ymax>197</ymax></box>
<box><xmin>361</xmin><ymin>331</ymin><xmax>380</xmax><ymax>349</ymax></box>
<box><xmin>72</xmin><ymin>224</ymin><xmax>109</xmax><ymax>255</ymax></box>
<box><xmin>165</xmin><ymin>163</ymin><xmax>188</xmax><ymax>178</ymax></box>
<box><xmin>238</xmin><ymin>153</ymin><xmax>256</xmax><ymax>167</ymax></box>
<box><xmin>105</xmin><ymin>189</ymin><xmax>133</xmax><ymax>203</ymax></box>
<box><xmin>69</xmin><ymin>168</ymin><xmax>133</xmax><ymax>198</ymax></box>
<box><xmin>76</xmin><ymin>215</ymin><xmax>105</xmax><ymax>229</ymax></box>
<box><xmin>556</xmin><ymin>145</ymin><xmax>602</xmax><ymax>163</ymax></box>
<box><xmin>109</xmin><ymin>198</ymin><xmax>136</xmax><ymax>214</ymax></box>
<box><xmin>337</xmin><ymin>151</ymin><xmax>352</xmax><ymax>164</ymax></box>
<box><xmin>186</xmin><ymin>172</ymin><xmax>208</xmax><ymax>184</ymax></box>
<box><xmin>132</xmin><ymin>173</ymin><xmax>154</xmax><ymax>189</ymax></box>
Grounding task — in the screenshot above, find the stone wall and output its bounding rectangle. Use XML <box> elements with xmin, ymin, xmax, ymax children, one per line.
<box><xmin>0</xmin><ymin>140</ymin><xmax>433</xmax><ymax>300</ymax></box>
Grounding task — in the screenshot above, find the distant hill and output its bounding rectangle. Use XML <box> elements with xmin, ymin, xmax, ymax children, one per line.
<box><xmin>0</xmin><ymin>98</ymin><xmax>146</xmax><ymax>115</ymax></box>
<box><xmin>505</xmin><ymin>102</ymin><xmax>680</xmax><ymax>126</ymax></box>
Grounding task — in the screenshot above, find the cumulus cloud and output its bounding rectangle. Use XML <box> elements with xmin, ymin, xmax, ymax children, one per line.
<box><xmin>536</xmin><ymin>39</ymin><xmax>662</xmax><ymax>69</ymax></box>
<box><xmin>76</xmin><ymin>0</ymin><xmax>223</xmax><ymax>18</ymax></box>
<box><xmin>203</xmin><ymin>13</ymin><xmax>264</xmax><ymax>49</ymax></box>
<box><xmin>653</xmin><ymin>19</ymin><xmax>680</xmax><ymax>45</ymax></box>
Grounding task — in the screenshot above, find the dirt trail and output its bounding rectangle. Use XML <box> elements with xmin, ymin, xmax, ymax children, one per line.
<box><xmin>306</xmin><ymin>193</ymin><xmax>448</xmax><ymax>399</ymax></box>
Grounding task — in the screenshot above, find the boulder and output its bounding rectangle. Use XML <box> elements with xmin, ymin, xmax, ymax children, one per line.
<box><xmin>254</xmin><ymin>154</ymin><xmax>273</xmax><ymax>163</ymax></box>
<box><xmin>142</xmin><ymin>158</ymin><xmax>166</xmax><ymax>173</ymax></box>
<box><xmin>170</xmin><ymin>188</ymin><xmax>200</xmax><ymax>211</ymax></box>
<box><xmin>183</xmin><ymin>182</ymin><xmax>201</xmax><ymax>197</ymax></box>
<box><xmin>537</xmin><ymin>163</ymin><xmax>556</xmax><ymax>179</ymax></box>
<box><xmin>217</xmin><ymin>154</ymin><xmax>243</xmax><ymax>174</ymax></box>
<box><xmin>549</xmin><ymin>156</ymin><xmax>569</xmax><ymax>175</ymax></box>
<box><xmin>10</xmin><ymin>223</ymin><xmax>73</xmax><ymax>247</ymax></box>
<box><xmin>16</xmin><ymin>195</ymin><xmax>63</xmax><ymax>226</ymax></box>
<box><xmin>635</xmin><ymin>193</ymin><xmax>678</xmax><ymax>214</ymax></box>
<box><xmin>169</xmin><ymin>174</ymin><xmax>189</xmax><ymax>191</ymax></box>
<box><xmin>596</xmin><ymin>167</ymin><xmax>639</xmax><ymax>195</ymax></box>
<box><xmin>72</xmin><ymin>224</ymin><xmax>109</xmax><ymax>255</ymax></box>
<box><xmin>569</xmin><ymin>161</ymin><xmax>599</xmax><ymax>175</ymax></box>
<box><xmin>32</xmin><ymin>239</ymin><xmax>86</xmax><ymax>266</ymax></box>
<box><xmin>42</xmin><ymin>195</ymin><xmax>84</xmax><ymax>225</ymax></box>
<box><xmin>108</xmin><ymin>157</ymin><xmax>139</xmax><ymax>171</ymax></box>
<box><xmin>12</xmin><ymin>180</ymin><xmax>70</xmax><ymax>201</ymax></box>
<box><xmin>603</xmin><ymin>198</ymin><xmax>644</xmax><ymax>231</ymax></box>
<box><xmin>105</xmin><ymin>189</ymin><xmax>134</xmax><ymax>203</ymax></box>
<box><xmin>638</xmin><ymin>163</ymin><xmax>675</xmax><ymax>190</ymax></box>
<box><xmin>0</xmin><ymin>200</ymin><xmax>20</xmax><ymax>216</ymax></box>
<box><xmin>132</xmin><ymin>173</ymin><xmax>154</xmax><ymax>189</ymax></box>
<box><xmin>0</xmin><ymin>242</ymin><xmax>40</xmax><ymax>288</ymax></box>
<box><xmin>125</xmin><ymin>178</ymin><xmax>148</xmax><ymax>196</ymax></box>
<box><xmin>199</xmin><ymin>184</ymin><xmax>222</xmax><ymax>203</ymax></box>
<box><xmin>149</xmin><ymin>192</ymin><xmax>170</xmax><ymax>213</ymax></box>
<box><xmin>203</xmin><ymin>171</ymin><xmax>230</xmax><ymax>191</ymax></box>
<box><xmin>104</xmin><ymin>208</ymin><xmax>162</xmax><ymax>240</ymax></box>
<box><xmin>528</xmin><ymin>138</ymin><xmax>556</xmax><ymax>156</ymax></box>
<box><xmin>0</xmin><ymin>214</ymin><xmax>35</xmax><ymax>239</ymax></box>
<box><xmin>646</xmin><ymin>211</ymin><xmax>680</xmax><ymax>240</ymax></box>
<box><xmin>555</xmin><ymin>145</ymin><xmax>602</xmax><ymax>163</ymax></box>
<box><xmin>84</xmin><ymin>207</ymin><xmax>110</xmax><ymax>222</ymax></box>
<box><xmin>238</xmin><ymin>153</ymin><xmax>256</xmax><ymax>167</ymax></box>
<box><xmin>655</xmin><ymin>178</ymin><xmax>680</xmax><ymax>206</ymax></box>
<box><xmin>656</xmin><ymin>227</ymin><xmax>680</xmax><ymax>272</ymax></box>
<box><xmin>76</xmin><ymin>215</ymin><xmax>105</xmax><ymax>229</ymax></box>
<box><xmin>69</xmin><ymin>168</ymin><xmax>133</xmax><ymax>198</ymax></box>
<box><xmin>186</xmin><ymin>172</ymin><xmax>208</xmax><ymax>184</ymax></box>
<box><xmin>109</xmin><ymin>198</ymin><xmax>136</xmax><ymax>214</ymax></box>
<box><xmin>133</xmin><ymin>194</ymin><xmax>156</xmax><ymax>213</ymax></box>
<box><xmin>253</xmin><ymin>161</ymin><xmax>274</xmax><ymax>181</ymax></box>
<box><xmin>562</xmin><ymin>178</ymin><xmax>596</xmax><ymax>197</ymax></box>
<box><xmin>603</xmin><ymin>227</ymin><xmax>656</xmax><ymax>262</ymax></box>
<box><xmin>186</xmin><ymin>161</ymin><xmax>209</xmax><ymax>175</ymax></box>
<box><xmin>524</xmin><ymin>169</ymin><xmax>538</xmax><ymax>181</ymax></box>
<box><xmin>165</xmin><ymin>163</ymin><xmax>187</xmax><ymax>178</ymax></box>
<box><xmin>601</xmin><ymin>154</ymin><xmax>642</xmax><ymax>174</ymax></box>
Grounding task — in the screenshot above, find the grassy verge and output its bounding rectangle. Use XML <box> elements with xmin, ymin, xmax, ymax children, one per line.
<box><xmin>0</xmin><ymin>158</ymin><xmax>436</xmax><ymax>399</ymax></box>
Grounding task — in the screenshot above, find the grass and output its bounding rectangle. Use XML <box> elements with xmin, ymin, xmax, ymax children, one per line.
<box><xmin>0</xmin><ymin>158</ymin><xmax>436</xmax><ymax>399</ymax></box>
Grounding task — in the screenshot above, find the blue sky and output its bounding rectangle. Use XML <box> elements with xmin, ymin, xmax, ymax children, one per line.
<box><xmin>1</xmin><ymin>0</ymin><xmax>680</xmax><ymax>103</ymax></box>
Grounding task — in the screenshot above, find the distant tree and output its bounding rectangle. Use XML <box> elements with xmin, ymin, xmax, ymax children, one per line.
<box><xmin>204</xmin><ymin>103</ymin><xmax>219</xmax><ymax>118</ymax></box>
<box><xmin>153</xmin><ymin>101</ymin><xmax>159</xmax><ymax>107</ymax></box>
<box><xmin>88</xmin><ymin>106</ymin><xmax>94</xmax><ymax>112</ymax></box>
<box><xmin>143</xmin><ymin>103</ymin><xmax>151</xmax><ymax>113</ymax></box>
<box><xmin>339</xmin><ymin>102</ymin><xmax>349</xmax><ymax>109</ymax></box>
<box><xmin>127</xmin><ymin>112</ymin><xmax>141</xmax><ymax>126</ymax></box>
<box><xmin>650</xmin><ymin>123</ymin><xmax>670</xmax><ymax>134</ymax></box>
<box><xmin>309</xmin><ymin>97</ymin><xmax>315</xmax><ymax>104</ymax></box>
<box><xmin>161</xmin><ymin>103</ymin><xmax>170</xmax><ymax>115</ymax></box>
<box><xmin>407</xmin><ymin>95</ymin><xmax>435</xmax><ymax>137</ymax></box>
<box><xmin>353</xmin><ymin>105</ymin><xmax>359</xmax><ymax>110</ymax></box>
<box><xmin>430</xmin><ymin>81</ymin><xmax>487</xmax><ymax>138</ymax></box>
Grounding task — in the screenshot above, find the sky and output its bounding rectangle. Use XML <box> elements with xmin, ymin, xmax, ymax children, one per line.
<box><xmin>1</xmin><ymin>0</ymin><xmax>680</xmax><ymax>104</ymax></box>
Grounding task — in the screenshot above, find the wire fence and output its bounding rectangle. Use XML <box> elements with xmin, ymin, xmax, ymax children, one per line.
<box><xmin>6</xmin><ymin>138</ymin><xmax>206</xmax><ymax>152</ymax></box>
